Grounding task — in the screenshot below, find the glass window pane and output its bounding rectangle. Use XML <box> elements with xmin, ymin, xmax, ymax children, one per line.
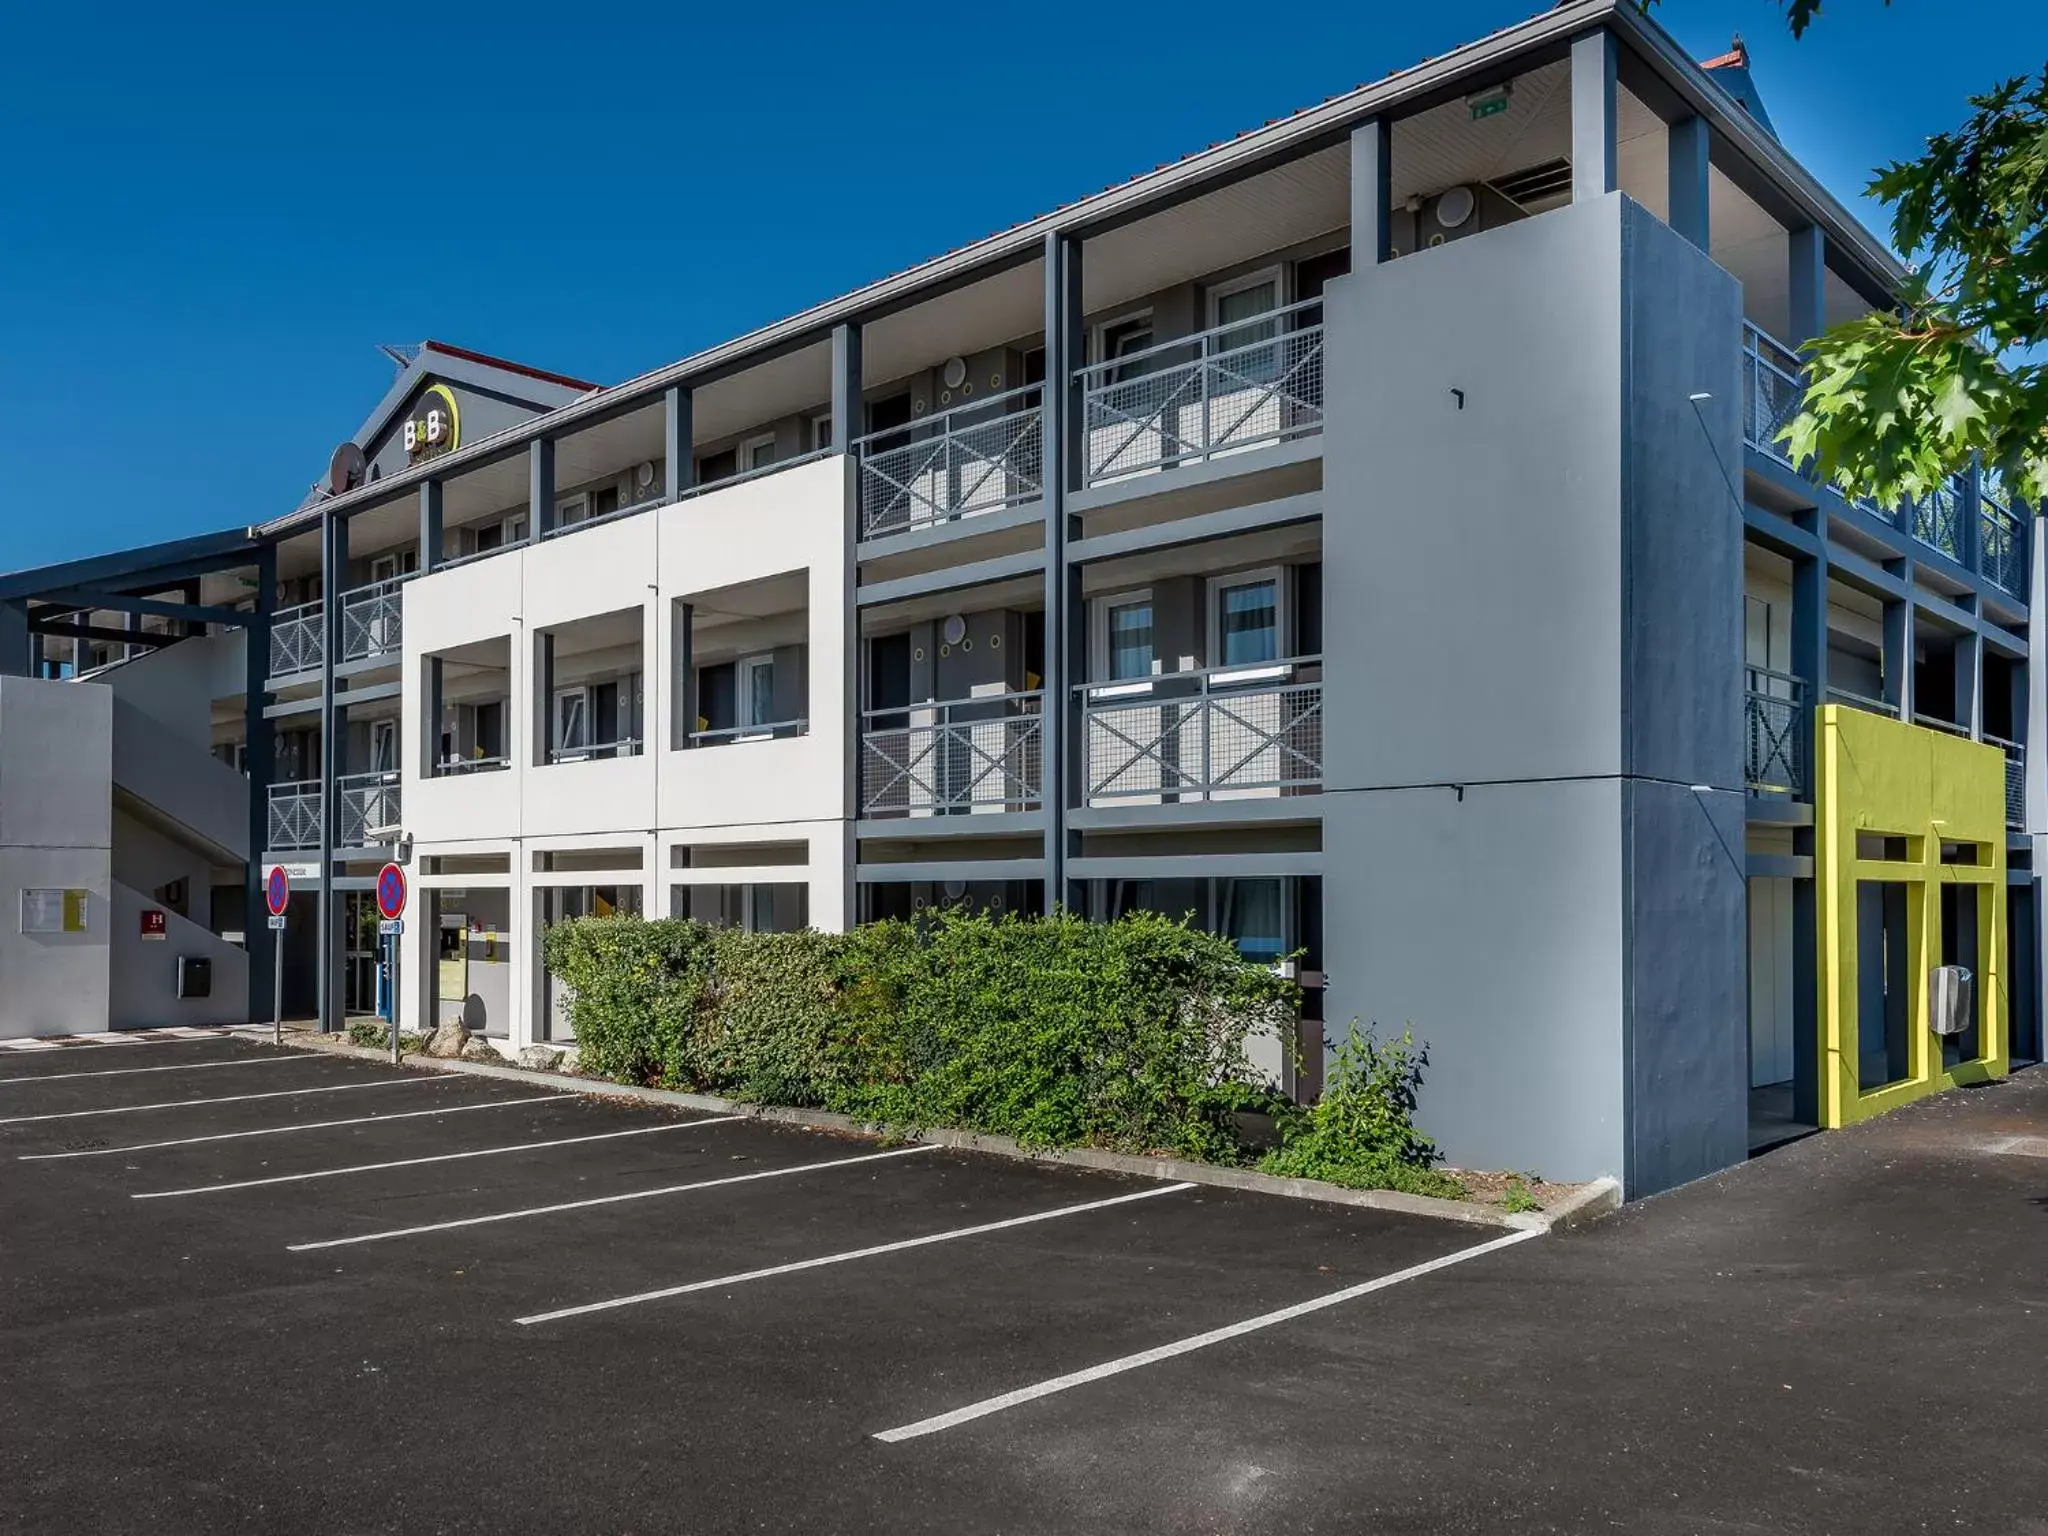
<box><xmin>1107</xmin><ymin>602</ymin><xmax>1154</xmax><ymax>681</ymax></box>
<box><xmin>1225</xmin><ymin>879</ymin><xmax>1286</xmax><ymax>964</ymax></box>
<box><xmin>1218</xmin><ymin>581</ymin><xmax>1278</xmax><ymax>665</ymax></box>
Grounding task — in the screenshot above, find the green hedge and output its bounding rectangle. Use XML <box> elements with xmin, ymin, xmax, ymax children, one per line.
<box><xmin>541</xmin><ymin>909</ymin><xmax>1298</xmax><ymax>1161</ymax></box>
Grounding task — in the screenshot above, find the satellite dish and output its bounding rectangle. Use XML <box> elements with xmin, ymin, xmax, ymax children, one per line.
<box><xmin>327</xmin><ymin>442</ymin><xmax>368</xmax><ymax>496</ymax></box>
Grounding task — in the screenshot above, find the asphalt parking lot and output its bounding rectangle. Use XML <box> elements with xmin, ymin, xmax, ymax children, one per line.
<box><xmin>3</xmin><ymin>1033</ymin><xmax>2045</xmax><ymax>1535</ymax></box>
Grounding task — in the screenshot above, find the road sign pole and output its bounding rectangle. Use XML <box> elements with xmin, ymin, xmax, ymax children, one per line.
<box><xmin>388</xmin><ymin>929</ymin><xmax>400</xmax><ymax>1066</ymax></box>
<box><xmin>273</xmin><ymin>935</ymin><xmax>284</xmax><ymax>1048</ymax></box>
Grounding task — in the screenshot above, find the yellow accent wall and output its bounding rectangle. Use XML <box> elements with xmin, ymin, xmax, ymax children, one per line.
<box><xmin>1813</xmin><ymin>705</ymin><xmax>2007</xmax><ymax>1128</ymax></box>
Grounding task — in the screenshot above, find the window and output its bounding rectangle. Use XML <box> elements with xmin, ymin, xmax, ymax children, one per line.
<box><xmin>812</xmin><ymin>413</ymin><xmax>834</xmax><ymax>452</ymax></box>
<box><xmin>1095</xmin><ymin>313</ymin><xmax>1155</xmax><ymax>384</ymax></box>
<box><xmin>737</xmin><ymin>655</ymin><xmax>775</xmax><ymax>733</ymax></box>
<box><xmin>1208</xmin><ymin>269</ymin><xmax>1284</xmax><ymax>379</ymax></box>
<box><xmin>369</xmin><ymin>719</ymin><xmax>398</xmax><ymax>773</ymax></box>
<box><xmin>1209</xmin><ymin>571</ymin><xmax>1284</xmax><ymax>668</ymax></box>
<box><xmin>1106</xmin><ymin>598</ymin><xmax>1154</xmax><ymax>681</ymax></box>
<box><xmin>553</xmin><ymin>688</ymin><xmax>588</xmax><ymax>757</ymax></box>
<box><xmin>556</xmin><ymin>494</ymin><xmax>590</xmax><ymax>529</ymax></box>
<box><xmin>591</xmin><ymin>484</ymin><xmax>620</xmax><ymax>520</ymax></box>
<box><xmin>741</xmin><ymin>434</ymin><xmax>777</xmax><ymax>473</ymax></box>
<box><xmin>698</xmin><ymin>448</ymin><xmax>738</xmax><ymax>485</ymax></box>
<box><xmin>1221</xmin><ymin>878</ymin><xmax>1288</xmax><ymax>966</ymax></box>
<box><xmin>1089</xmin><ymin>590</ymin><xmax>1156</xmax><ymax>686</ymax></box>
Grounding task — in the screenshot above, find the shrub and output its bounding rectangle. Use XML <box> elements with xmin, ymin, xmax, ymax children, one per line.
<box><xmin>540</xmin><ymin>908</ymin><xmax>1298</xmax><ymax>1159</ymax></box>
<box><xmin>1261</xmin><ymin>1025</ymin><xmax>1466</xmax><ymax>1200</ymax></box>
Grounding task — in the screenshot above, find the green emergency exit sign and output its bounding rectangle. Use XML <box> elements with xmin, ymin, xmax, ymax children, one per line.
<box><xmin>1470</xmin><ymin>94</ymin><xmax>1510</xmax><ymax>121</ymax></box>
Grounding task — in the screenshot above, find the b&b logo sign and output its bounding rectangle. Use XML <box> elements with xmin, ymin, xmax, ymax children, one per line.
<box><xmin>402</xmin><ymin>384</ymin><xmax>461</xmax><ymax>463</ymax></box>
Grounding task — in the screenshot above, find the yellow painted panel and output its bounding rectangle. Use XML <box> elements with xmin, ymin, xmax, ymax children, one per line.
<box><xmin>1812</xmin><ymin>706</ymin><xmax>2006</xmax><ymax>1129</ymax></box>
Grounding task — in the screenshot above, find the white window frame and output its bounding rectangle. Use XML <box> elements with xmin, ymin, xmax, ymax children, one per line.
<box><xmin>555</xmin><ymin>493</ymin><xmax>590</xmax><ymax>529</ymax></box>
<box><xmin>735</xmin><ymin>654</ymin><xmax>776</xmax><ymax>739</ymax></box>
<box><xmin>812</xmin><ymin>413</ymin><xmax>835</xmax><ymax>453</ymax></box>
<box><xmin>369</xmin><ymin>552</ymin><xmax>400</xmax><ymax>585</ymax></box>
<box><xmin>1088</xmin><ymin>588</ymin><xmax>1158</xmax><ymax>693</ymax></box>
<box><xmin>1204</xmin><ymin>265</ymin><xmax>1286</xmax><ymax>332</ymax></box>
<box><xmin>1092</xmin><ymin>309</ymin><xmax>1155</xmax><ymax>372</ymax></box>
<box><xmin>1206</xmin><ymin>567</ymin><xmax>1290</xmax><ymax>678</ymax></box>
<box><xmin>369</xmin><ymin>718</ymin><xmax>398</xmax><ymax>773</ymax></box>
<box><xmin>552</xmin><ymin>686</ymin><xmax>590</xmax><ymax>761</ymax></box>
<box><xmin>740</xmin><ymin>433</ymin><xmax>777</xmax><ymax>474</ymax></box>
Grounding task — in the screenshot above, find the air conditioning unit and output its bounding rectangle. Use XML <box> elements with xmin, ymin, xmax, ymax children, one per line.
<box><xmin>1929</xmin><ymin>965</ymin><xmax>1974</xmax><ymax>1036</ymax></box>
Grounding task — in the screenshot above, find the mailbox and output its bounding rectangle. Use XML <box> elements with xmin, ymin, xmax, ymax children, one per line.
<box><xmin>177</xmin><ymin>955</ymin><xmax>213</xmax><ymax>1000</ymax></box>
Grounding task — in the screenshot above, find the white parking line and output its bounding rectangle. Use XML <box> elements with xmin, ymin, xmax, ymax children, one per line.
<box><xmin>515</xmin><ymin>1181</ymin><xmax>1194</xmax><ymax>1327</ymax></box>
<box><xmin>871</xmin><ymin>1226</ymin><xmax>1544</xmax><ymax>1443</ymax></box>
<box><xmin>0</xmin><ymin>1055</ymin><xmax>297</xmax><ymax>1086</ymax></box>
<box><xmin>0</xmin><ymin>1075</ymin><xmax>446</xmax><ymax>1125</ymax></box>
<box><xmin>134</xmin><ymin>1116</ymin><xmax>744</xmax><ymax>1198</ymax></box>
<box><xmin>290</xmin><ymin>1144</ymin><xmax>940</xmax><ymax>1252</ymax></box>
<box><xmin>18</xmin><ymin>1095</ymin><xmax>561</xmax><ymax>1159</ymax></box>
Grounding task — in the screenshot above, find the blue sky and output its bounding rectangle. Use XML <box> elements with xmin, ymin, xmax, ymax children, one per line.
<box><xmin>2</xmin><ymin>0</ymin><xmax>2039</xmax><ymax>570</ymax></box>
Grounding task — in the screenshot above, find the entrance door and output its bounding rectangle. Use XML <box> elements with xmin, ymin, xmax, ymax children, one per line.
<box><xmin>344</xmin><ymin>892</ymin><xmax>383</xmax><ymax>1017</ymax></box>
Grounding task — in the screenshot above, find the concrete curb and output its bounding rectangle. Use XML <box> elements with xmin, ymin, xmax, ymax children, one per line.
<box><xmin>282</xmin><ymin>1031</ymin><xmax>1610</xmax><ymax>1232</ymax></box>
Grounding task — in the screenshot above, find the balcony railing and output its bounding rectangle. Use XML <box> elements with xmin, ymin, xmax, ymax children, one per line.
<box><xmin>859</xmin><ymin>692</ymin><xmax>1042</xmax><ymax>817</ymax></box>
<box><xmin>1987</xmin><ymin>734</ymin><xmax>2026</xmax><ymax>829</ymax></box>
<box><xmin>1741</xmin><ymin>322</ymin><xmax>1804</xmax><ymax>466</ymax></box>
<box><xmin>269</xmin><ymin>601</ymin><xmax>323</xmax><ymax>679</ymax></box>
<box><xmin>1908</xmin><ymin>478</ymin><xmax>1966</xmax><ymax>565</ymax></box>
<box><xmin>267</xmin><ymin>578</ymin><xmax>407</xmax><ymax>679</ymax></box>
<box><xmin>545</xmin><ymin>737</ymin><xmax>643</xmax><ymax>765</ymax></box>
<box><xmin>264</xmin><ymin>771</ymin><xmax>401</xmax><ymax>851</ymax></box>
<box><xmin>435</xmin><ymin>754</ymin><xmax>511</xmax><ymax>777</ymax></box>
<box><xmin>1079</xmin><ymin>659</ymin><xmax>1322</xmax><ymax>805</ymax></box>
<box><xmin>1827</xmin><ymin>686</ymin><xmax>1900</xmax><ymax>719</ymax></box>
<box><xmin>340</xmin><ymin>577</ymin><xmax>406</xmax><ymax>663</ymax></box>
<box><xmin>1744</xmin><ymin>667</ymin><xmax>1806</xmax><ymax>797</ymax></box>
<box><xmin>687</xmin><ymin>719</ymin><xmax>809</xmax><ymax>748</ymax></box>
<box><xmin>337</xmin><ymin>770</ymin><xmax>401</xmax><ymax>846</ymax></box>
<box><xmin>1911</xmin><ymin>711</ymin><xmax>1970</xmax><ymax>739</ymax></box>
<box><xmin>1981</xmin><ymin>492</ymin><xmax>2027</xmax><ymax>597</ymax></box>
<box><xmin>854</xmin><ymin>384</ymin><xmax>1043</xmax><ymax>538</ymax></box>
<box><xmin>1078</xmin><ymin>298</ymin><xmax>1325</xmax><ymax>486</ymax></box>
<box><xmin>267</xmin><ymin>780</ymin><xmax>322</xmax><ymax>852</ymax></box>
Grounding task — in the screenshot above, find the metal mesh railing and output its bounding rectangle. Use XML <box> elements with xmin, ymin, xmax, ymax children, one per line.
<box><xmin>1909</xmin><ymin>477</ymin><xmax>1965</xmax><ymax>564</ymax></box>
<box><xmin>1982</xmin><ymin>493</ymin><xmax>2026</xmax><ymax>596</ymax></box>
<box><xmin>269</xmin><ymin>602</ymin><xmax>323</xmax><ymax>678</ymax></box>
<box><xmin>338</xmin><ymin>771</ymin><xmax>401</xmax><ymax>847</ymax></box>
<box><xmin>1987</xmin><ymin>735</ymin><xmax>2026</xmax><ymax>829</ymax></box>
<box><xmin>267</xmin><ymin>780</ymin><xmax>321</xmax><ymax>852</ymax></box>
<box><xmin>1079</xmin><ymin>660</ymin><xmax>1322</xmax><ymax>804</ymax></box>
<box><xmin>1742</xmin><ymin>323</ymin><xmax>1805</xmax><ymax>464</ymax></box>
<box><xmin>1744</xmin><ymin>667</ymin><xmax>1806</xmax><ymax>797</ymax></box>
<box><xmin>341</xmin><ymin>578</ymin><xmax>405</xmax><ymax>662</ymax></box>
<box><xmin>854</xmin><ymin>385</ymin><xmax>1043</xmax><ymax>538</ymax></box>
<box><xmin>1079</xmin><ymin>299</ymin><xmax>1324</xmax><ymax>485</ymax></box>
<box><xmin>859</xmin><ymin>693</ymin><xmax>1042</xmax><ymax>816</ymax></box>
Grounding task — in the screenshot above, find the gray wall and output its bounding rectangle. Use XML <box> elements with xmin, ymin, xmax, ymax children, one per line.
<box><xmin>0</xmin><ymin>678</ymin><xmax>112</xmax><ymax>1037</ymax></box>
<box><xmin>1318</xmin><ymin>194</ymin><xmax>1747</xmax><ymax>1195</ymax></box>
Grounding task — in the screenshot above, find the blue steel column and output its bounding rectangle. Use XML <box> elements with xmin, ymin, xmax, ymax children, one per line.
<box><xmin>1570</xmin><ymin>31</ymin><xmax>1618</xmax><ymax>201</ymax></box>
<box><xmin>419</xmin><ymin>480</ymin><xmax>443</xmax><ymax>571</ymax></box>
<box><xmin>316</xmin><ymin>506</ymin><xmax>347</xmax><ymax>1033</ymax></box>
<box><xmin>244</xmin><ymin>545</ymin><xmax>276</xmax><ymax>1023</ymax></box>
<box><xmin>832</xmin><ymin>322</ymin><xmax>862</xmax><ymax>927</ymax></box>
<box><xmin>0</xmin><ymin>601</ymin><xmax>28</xmax><ymax>676</ymax></box>
<box><xmin>1667</xmin><ymin>116</ymin><xmax>1711</xmax><ymax>251</ymax></box>
<box><xmin>530</xmin><ymin>439</ymin><xmax>556</xmax><ymax>539</ymax></box>
<box><xmin>665</xmin><ymin>386</ymin><xmax>695</xmax><ymax>501</ymax></box>
<box><xmin>1043</xmin><ymin>231</ymin><xmax>1085</xmax><ymax>913</ymax></box>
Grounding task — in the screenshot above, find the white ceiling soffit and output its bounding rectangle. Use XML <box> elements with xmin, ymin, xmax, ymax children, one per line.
<box><xmin>1086</xmin><ymin>145</ymin><xmax>1348</xmax><ymax>314</ymax></box>
<box><xmin>865</xmin><ymin>262</ymin><xmax>1046</xmax><ymax>387</ymax></box>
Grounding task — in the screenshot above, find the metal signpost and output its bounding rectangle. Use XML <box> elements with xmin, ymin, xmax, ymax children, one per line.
<box><xmin>265</xmin><ymin>865</ymin><xmax>291</xmax><ymax>1046</ymax></box>
<box><xmin>376</xmin><ymin>862</ymin><xmax>408</xmax><ymax>1064</ymax></box>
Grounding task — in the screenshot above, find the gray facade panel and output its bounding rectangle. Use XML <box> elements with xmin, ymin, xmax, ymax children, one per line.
<box><xmin>1619</xmin><ymin>199</ymin><xmax>1745</xmax><ymax>791</ymax></box>
<box><xmin>1321</xmin><ymin>778</ymin><xmax>1625</xmax><ymax>1184</ymax></box>
<box><xmin>1320</xmin><ymin>197</ymin><xmax>1625</xmax><ymax>791</ymax></box>
<box><xmin>1621</xmin><ymin>776</ymin><xmax>1748</xmax><ymax>1193</ymax></box>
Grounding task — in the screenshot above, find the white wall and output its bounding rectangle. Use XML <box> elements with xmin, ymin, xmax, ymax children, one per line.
<box><xmin>395</xmin><ymin>454</ymin><xmax>855</xmax><ymax>1047</ymax></box>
